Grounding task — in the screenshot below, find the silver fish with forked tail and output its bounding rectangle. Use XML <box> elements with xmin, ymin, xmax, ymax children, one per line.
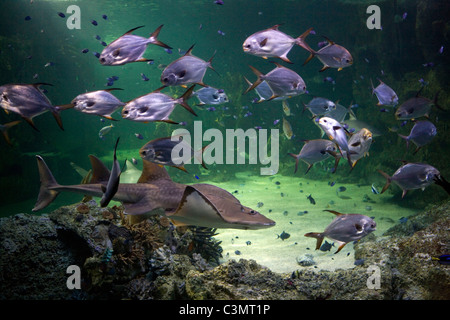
<box><xmin>0</xmin><ymin>83</ymin><xmax>72</xmax><ymax>131</ymax></box>
<box><xmin>160</xmin><ymin>45</ymin><xmax>216</xmax><ymax>87</ymax></box>
<box><xmin>288</xmin><ymin>139</ymin><xmax>338</xmax><ymax>174</ymax></box>
<box><xmin>242</xmin><ymin>25</ymin><xmax>313</xmax><ymax>63</ymax></box>
<box><xmin>302</xmin><ymin>36</ymin><xmax>353</xmax><ymax>72</ymax></box>
<box><xmin>99</xmin><ymin>25</ymin><xmax>171</xmax><ymax>66</ymax></box>
<box><xmin>71</xmin><ymin>88</ymin><xmax>125</xmax><ymax>121</ymax></box>
<box><xmin>377</xmin><ymin>162</ymin><xmax>440</xmax><ymax>198</ymax></box>
<box><xmin>122</xmin><ymin>85</ymin><xmax>197</xmax><ymax>123</ymax></box>
<box><xmin>305</xmin><ymin>210</ymin><xmax>376</xmax><ymax>254</ymax></box>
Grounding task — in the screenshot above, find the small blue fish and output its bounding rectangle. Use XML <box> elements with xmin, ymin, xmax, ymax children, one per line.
<box><xmin>402</xmin><ymin>12</ymin><xmax>407</xmax><ymax>20</ymax></box>
<box><xmin>25</xmin><ymin>16</ymin><xmax>31</xmax><ymax>21</ymax></box>
<box><xmin>273</xmin><ymin>119</ymin><xmax>280</xmax><ymax>125</ymax></box>
<box><xmin>432</xmin><ymin>255</ymin><xmax>450</xmax><ymax>265</ymax></box>
<box><xmin>194</xmin><ymin>174</ymin><xmax>200</xmax><ymax>180</ymax></box>
<box><xmin>164</xmin><ymin>48</ymin><xmax>173</xmax><ymax>54</ymax></box>
<box><xmin>218</xmin><ymin>30</ymin><xmax>225</xmax><ymax>36</ymax></box>
<box><xmin>329</xmin><ymin>181</ymin><xmax>336</xmax><ymax>187</ymax></box>
<box><xmin>423</xmin><ymin>62</ymin><xmax>434</xmax><ymax>68</ymax></box>
<box><xmin>438</xmin><ymin>46</ymin><xmax>444</xmax><ymax>54</ymax></box>
<box><xmin>102</xmin><ymin>14</ymin><xmax>108</xmax><ymax>20</ymax></box>
<box><xmin>399</xmin><ymin>217</ymin><xmax>408</xmax><ymax>224</ymax></box>
<box><xmin>91</xmin><ymin>20</ymin><xmax>98</xmax><ymax>26</ymax></box>
<box><xmin>95</xmin><ymin>35</ymin><xmax>101</xmax><ymax>40</ymax></box>
<box><xmin>134</xmin><ymin>133</ymin><xmax>144</xmax><ymax>139</ymax></box>
<box><xmin>214</xmin><ymin>0</ymin><xmax>224</xmax><ymax>5</ymax></box>
<box><xmin>93</xmin><ymin>51</ymin><xmax>100</xmax><ymax>58</ymax></box>
<box><xmin>57</xmin><ymin>12</ymin><xmax>66</xmax><ymax>18</ymax></box>
<box><xmin>81</xmin><ymin>48</ymin><xmax>89</xmax><ymax>53</ymax></box>
<box><xmin>101</xmin><ymin>41</ymin><xmax>107</xmax><ymax>47</ymax></box>
<box><xmin>141</xmin><ymin>73</ymin><xmax>149</xmax><ymax>81</ymax></box>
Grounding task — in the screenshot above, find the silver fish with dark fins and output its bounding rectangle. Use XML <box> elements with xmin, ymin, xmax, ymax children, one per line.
<box><xmin>398</xmin><ymin>120</ymin><xmax>436</xmax><ymax>154</ymax></box>
<box><xmin>0</xmin><ymin>83</ymin><xmax>71</xmax><ymax>131</ymax></box>
<box><xmin>305</xmin><ymin>210</ymin><xmax>376</xmax><ymax>254</ymax></box>
<box><xmin>377</xmin><ymin>162</ymin><xmax>440</xmax><ymax>198</ymax></box>
<box><xmin>244</xmin><ymin>63</ymin><xmax>306</xmax><ymax>100</ymax></box>
<box><xmin>160</xmin><ymin>45</ymin><xmax>215</xmax><ymax>87</ymax></box>
<box><xmin>71</xmin><ymin>88</ymin><xmax>125</xmax><ymax>120</ymax></box>
<box><xmin>122</xmin><ymin>85</ymin><xmax>197</xmax><ymax>123</ymax></box>
<box><xmin>302</xmin><ymin>36</ymin><xmax>353</xmax><ymax>72</ymax></box>
<box><xmin>242</xmin><ymin>25</ymin><xmax>313</xmax><ymax>63</ymax></box>
<box><xmin>193</xmin><ymin>86</ymin><xmax>229</xmax><ymax>106</ymax></box>
<box><xmin>99</xmin><ymin>25</ymin><xmax>171</xmax><ymax>66</ymax></box>
<box><xmin>302</xmin><ymin>97</ymin><xmax>336</xmax><ymax>117</ymax></box>
<box><xmin>318</xmin><ymin>116</ymin><xmax>353</xmax><ymax>167</ymax></box>
<box><xmin>395</xmin><ymin>91</ymin><xmax>442</xmax><ymax>120</ymax></box>
<box><xmin>100</xmin><ymin>137</ymin><xmax>122</xmax><ymax>207</ymax></box>
<box><xmin>288</xmin><ymin>139</ymin><xmax>338</xmax><ymax>174</ymax></box>
<box><xmin>371</xmin><ymin>79</ymin><xmax>398</xmax><ymax>106</ymax></box>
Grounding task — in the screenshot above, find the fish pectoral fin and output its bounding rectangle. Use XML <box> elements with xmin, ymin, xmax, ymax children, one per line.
<box><xmin>260</xmin><ymin>38</ymin><xmax>268</xmax><ymax>47</ymax></box>
<box><xmin>337</xmin><ymin>67</ymin><xmax>343</xmax><ymax>71</ymax></box>
<box><xmin>334</xmin><ymin>242</ymin><xmax>347</xmax><ymax>254</ymax></box>
<box><xmin>23</xmin><ymin>117</ymin><xmax>40</xmax><ymax>132</ymax></box>
<box><xmin>319</xmin><ymin>65</ymin><xmax>330</xmax><ymax>72</ymax></box>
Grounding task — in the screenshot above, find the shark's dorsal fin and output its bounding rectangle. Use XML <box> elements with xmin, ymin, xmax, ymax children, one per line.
<box><xmin>137</xmin><ymin>159</ymin><xmax>171</xmax><ymax>183</ymax></box>
<box><xmin>88</xmin><ymin>155</ymin><xmax>111</xmax><ymax>183</ymax></box>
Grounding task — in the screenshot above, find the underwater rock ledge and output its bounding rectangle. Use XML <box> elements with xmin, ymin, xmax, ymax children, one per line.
<box><xmin>0</xmin><ymin>199</ymin><xmax>449</xmax><ymax>300</ymax></box>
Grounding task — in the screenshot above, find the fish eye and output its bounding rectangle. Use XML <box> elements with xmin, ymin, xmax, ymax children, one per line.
<box><xmin>112</xmin><ymin>49</ymin><xmax>120</xmax><ymax>57</ymax></box>
<box><xmin>138</xmin><ymin>107</ymin><xmax>148</xmax><ymax>113</ymax></box>
<box><xmin>178</xmin><ymin>70</ymin><xmax>186</xmax><ymax>78</ymax></box>
<box><xmin>141</xmin><ymin>150</ymin><xmax>147</xmax><ymax>155</ymax></box>
<box><xmin>86</xmin><ymin>101</ymin><xmax>95</xmax><ymax>107</ymax></box>
<box><xmin>100</xmin><ymin>58</ymin><xmax>105</xmax><ymax>63</ymax></box>
<box><xmin>122</xmin><ymin>110</ymin><xmax>129</xmax><ymax>114</ymax></box>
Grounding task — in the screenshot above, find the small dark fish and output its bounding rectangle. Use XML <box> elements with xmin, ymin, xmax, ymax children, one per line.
<box><xmin>100</xmin><ymin>41</ymin><xmax>107</xmax><ymax>47</ymax></box>
<box><xmin>438</xmin><ymin>46</ymin><xmax>444</xmax><ymax>54</ymax></box>
<box><xmin>307</xmin><ymin>194</ymin><xmax>316</xmax><ymax>205</ymax></box>
<box><xmin>100</xmin><ymin>137</ymin><xmax>122</xmax><ymax>207</ymax></box>
<box><xmin>256</xmin><ymin>202</ymin><xmax>264</xmax><ymax>208</ymax></box>
<box><xmin>431</xmin><ymin>254</ymin><xmax>450</xmax><ymax>265</ymax></box>
<box><xmin>371</xmin><ymin>184</ymin><xmax>380</xmax><ymax>194</ymax></box>
<box><xmin>214</xmin><ymin>0</ymin><xmax>224</xmax><ymax>5</ymax></box>
<box><xmin>399</xmin><ymin>217</ymin><xmax>408</xmax><ymax>224</ymax></box>
<box><xmin>81</xmin><ymin>48</ymin><xmax>89</xmax><ymax>53</ymax></box>
<box><xmin>134</xmin><ymin>133</ymin><xmax>144</xmax><ymax>140</ymax></box>
<box><xmin>246</xmin><ymin>241</ymin><xmax>252</xmax><ymax>246</ymax></box>
<box><xmin>235</xmin><ymin>250</ymin><xmax>241</xmax><ymax>255</ymax></box>
<box><xmin>25</xmin><ymin>16</ymin><xmax>31</xmax><ymax>21</ymax></box>
<box><xmin>141</xmin><ymin>73</ymin><xmax>149</xmax><ymax>81</ymax></box>
<box><xmin>91</xmin><ymin>20</ymin><xmax>98</xmax><ymax>26</ymax></box>
<box><xmin>329</xmin><ymin>181</ymin><xmax>336</xmax><ymax>187</ymax></box>
<box><xmin>338</xmin><ymin>186</ymin><xmax>346</xmax><ymax>192</ymax></box>
<box><xmin>319</xmin><ymin>240</ymin><xmax>334</xmax><ymax>252</ymax></box>
<box><xmin>93</xmin><ymin>51</ymin><xmax>100</xmax><ymax>58</ymax></box>
<box><xmin>102</xmin><ymin>14</ymin><xmax>108</xmax><ymax>20</ymax></box>
<box><xmin>354</xmin><ymin>259</ymin><xmax>365</xmax><ymax>266</ymax></box>
<box><xmin>277</xmin><ymin>231</ymin><xmax>290</xmax><ymax>241</ymax></box>
<box><xmin>57</xmin><ymin>12</ymin><xmax>66</xmax><ymax>18</ymax></box>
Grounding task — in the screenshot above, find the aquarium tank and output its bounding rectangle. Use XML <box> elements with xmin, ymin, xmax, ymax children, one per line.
<box><xmin>0</xmin><ymin>0</ymin><xmax>449</xmax><ymax>303</ymax></box>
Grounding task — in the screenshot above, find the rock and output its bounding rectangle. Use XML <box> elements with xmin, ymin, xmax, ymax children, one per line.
<box><xmin>296</xmin><ymin>253</ymin><xmax>316</xmax><ymax>267</ymax></box>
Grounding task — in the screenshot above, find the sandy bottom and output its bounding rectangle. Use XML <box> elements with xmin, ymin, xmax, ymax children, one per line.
<box><xmin>211</xmin><ymin>171</ymin><xmax>418</xmax><ymax>274</ymax></box>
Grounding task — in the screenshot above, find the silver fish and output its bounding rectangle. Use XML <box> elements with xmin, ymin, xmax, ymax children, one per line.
<box><xmin>302</xmin><ymin>97</ymin><xmax>336</xmax><ymax>117</ymax></box>
<box><xmin>121</xmin><ymin>86</ymin><xmax>196</xmax><ymax>123</ymax></box>
<box><xmin>100</xmin><ymin>137</ymin><xmax>121</xmax><ymax>207</ymax></box>
<box><xmin>302</xmin><ymin>36</ymin><xmax>353</xmax><ymax>72</ymax></box>
<box><xmin>244</xmin><ymin>63</ymin><xmax>306</xmax><ymax>100</ymax></box>
<box><xmin>71</xmin><ymin>88</ymin><xmax>125</xmax><ymax>120</ymax></box>
<box><xmin>139</xmin><ymin>135</ymin><xmax>207</xmax><ymax>172</ymax></box>
<box><xmin>341</xmin><ymin>128</ymin><xmax>373</xmax><ymax>169</ymax></box>
<box><xmin>242</xmin><ymin>25</ymin><xmax>313</xmax><ymax>63</ymax></box>
<box><xmin>0</xmin><ymin>120</ymin><xmax>21</xmax><ymax>145</ymax></box>
<box><xmin>243</xmin><ymin>78</ymin><xmax>285</xmax><ymax>103</ymax></box>
<box><xmin>318</xmin><ymin>116</ymin><xmax>352</xmax><ymax>166</ymax></box>
<box><xmin>398</xmin><ymin>120</ymin><xmax>437</xmax><ymax>154</ymax></box>
<box><xmin>98</xmin><ymin>124</ymin><xmax>114</xmax><ymax>138</ymax></box>
<box><xmin>395</xmin><ymin>91</ymin><xmax>441</xmax><ymax>120</ymax></box>
<box><xmin>99</xmin><ymin>25</ymin><xmax>171</xmax><ymax>66</ymax></box>
<box><xmin>0</xmin><ymin>83</ymin><xmax>67</xmax><ymax>131</ymax></box>
<box><xmin>305</xmin><ymin>210</ymin><xmax>376</xmax><ymax>253</ymax></box>
<box><xmin>378</xmin><ymin>162</ymin><xmax>441</xmax><ymax>198</ymax></box>
<box><xmin>193</xmin><ymin>86</ymin><xmax>229</xmax><ymax>106</ymax></box>
<box><xmin>160</xmin><ymin>45</ymin><xmax>215</xmax><ymax>87</ymax></box>
<box><xmin>371</xmin><ymin>79</ymin><xmax>398</xmax><ymax>106</ymax></box>
<box><xmin>288</xmin><ymin>139</ymin><xmax>338</xmax><ymax>174</ymax></box>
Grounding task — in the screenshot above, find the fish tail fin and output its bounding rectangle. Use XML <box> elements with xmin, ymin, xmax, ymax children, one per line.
<box><xmin>208</xmin><ymin>50</ymin><xmax>216</xmax><ymax>71</ymax></box>
<box><xmin>149</xmin><ymin>24</ymin><xmax>172</xmax><ymax>49</ymax></box>
<box><xmin>433</xmin><ymin>90</ymin><xmax>445</xmax><ymax>111</ymax></box>
<box><xmin>32</xmin><ymin>156</ymin><xmax>60</xmax><ymax>212</ymax></box>
<box><xmin>377</xmin><ymin>169</ymin><xmax>392</xmax><ymax>194</ymax></box>
<box><xmin>398</xmin><ymin>134</ymin><xmax>409</xmax><ymax>149</ymax></box>
<box><xmin>51</xmin><ymin>107</ymin><xmax>64</xmax><ymax>131</ymax></box>
<box><xmin>295</xmin><ymin>27</ymin><xmax>314</xmax><ymax>52</ymax></box>
<box><xmin>243</xmin><ymin>65</ymin><xmax>264</xmax><ymax>94</ymax></box>
<box><xmin>302</xmin><ymin>52</ymin><xmax>316</xmax><ymax>66</ymax></box>
<box><xmin>0</xmin><ymin>120</ymin><xmax>21</xmax><ymax>146</ymax></box>
<box><xmin>288</xmin><ymin>153</ymin><xmax>300</xmax><ymax>173</ymax></box>
<box><xmin>179</xmin><ymin>85</ymin><xmax>197</xmax><ymax>116</ymax></box>
<box><xmin>304</xmin><ymin>232</ymin><xmax>324</xmax><ymax>250</ymax></box>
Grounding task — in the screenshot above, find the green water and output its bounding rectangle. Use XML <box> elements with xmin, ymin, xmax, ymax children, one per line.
<box><xmin>0</xmin><ymin>0</ymin><xmax>448</xmax><ymax>222</ymax></box>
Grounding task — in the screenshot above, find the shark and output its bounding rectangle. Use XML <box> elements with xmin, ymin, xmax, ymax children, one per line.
<box><xmin>33</xmin><ymin>155</ymin><xmax>275</xmax><ymax>230</ymax></box>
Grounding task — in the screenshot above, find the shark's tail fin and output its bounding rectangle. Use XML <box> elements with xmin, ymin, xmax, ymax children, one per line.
<box><xmin>32</xmin><ymin>155</ymin><xmax>60</xmax><ymax>211</ymax></box>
